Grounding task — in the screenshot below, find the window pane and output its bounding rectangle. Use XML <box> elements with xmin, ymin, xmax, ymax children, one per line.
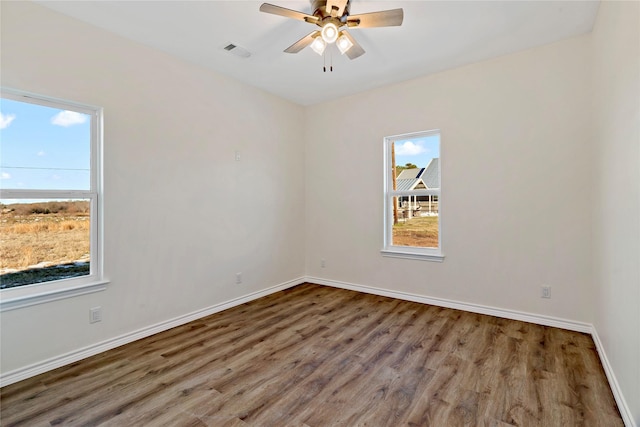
<box><xmin>0</xmin><ymin>98</ymin><xmax>91</xmax><ymax>190</ymax></box>
<box><xmin>392</xmin><ymin>134</ymin><xmax>439</xmax><ymax>192</ymax></box>
<box><xmin>390</xmin><ymin>134</ymin><xmax>440</xmax><ymax>249</ymax></box>
<box><xmin>0</xmin><ymin>199</ymin><xmax>90</xmax><ymax>289</ymax></box>
<box><xmin>391</xmin><ymin>196</ymin><xmax>438</xmax><ymax>248</ymax></box>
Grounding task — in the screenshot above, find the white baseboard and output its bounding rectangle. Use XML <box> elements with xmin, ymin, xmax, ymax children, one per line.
<box><xmin>0</xmin><ymin>277</ymin><xmax>304</xmax><ymax>387</ymax></box>
<box><xmin>591</xmin><ymin>327</ymin><xmax>637</xmax><ymax>427</ymax></box>
<box><xmin>306</xmin><ymin>276</ymin><xmax>636</xmax><ymax>427</ymax></box>
<box><xmin>307</xmin><ymin>276</ymin><xmax>592</xmax><ymax>333</ymax></box>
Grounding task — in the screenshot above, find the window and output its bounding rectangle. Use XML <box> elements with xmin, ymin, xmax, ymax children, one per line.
<box><xmin>382</xmin><ymin>130</ymin><xmax>443</xmax><ymax>261</ymax></box>
<box><xmin>0</xmin><ymin>89</ymin><xmax>105</xmax><ymax>308</ymax></box>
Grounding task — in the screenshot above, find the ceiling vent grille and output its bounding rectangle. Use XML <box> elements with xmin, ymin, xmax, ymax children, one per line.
<box><xmin>223</xmin><ymin>43</ymin><xmax>251</xmax><ymax>58</ymax></box>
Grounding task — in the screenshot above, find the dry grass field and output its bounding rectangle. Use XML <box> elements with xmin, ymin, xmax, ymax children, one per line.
<box><xmin>0</xmin><ymin>201</ymin><xmax>90</xmax><ymax>288</ymax></box>
<box><xmin>393</xmin><ymin>216</ymin><xmax>439</xmax><ymax>248</ymax></box>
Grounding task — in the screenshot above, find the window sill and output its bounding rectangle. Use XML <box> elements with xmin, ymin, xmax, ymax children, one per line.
<box><xmin>381</xmin><ymin>249</ymin><xmax>445</xmax><ymax>262</ymax></box>
<box><xmin>0</xmin><ymin>280</ymin><xmax>109</xmax><ymax>312</ymax></box>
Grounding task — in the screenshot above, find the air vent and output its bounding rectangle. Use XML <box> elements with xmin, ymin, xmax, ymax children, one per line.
<box><xmin>223</xmin><ymin>43</ymin><xmax>251</xmax><ymax>58</ymax></box>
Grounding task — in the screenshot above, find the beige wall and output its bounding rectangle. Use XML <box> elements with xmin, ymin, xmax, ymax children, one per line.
<box><xmin>592</xmin><ymin>1</ymin><xmax>640</xmax><ymax>423</ymax></box>
<box><xmin>306</xmin><ymin>35</ymin><xmax>594</xmax><ymax>322</ymax></box>
<box><xmin>0</xmin><ymin>2</ymin><xmax>306</xmax><ymax>372</ymax></box>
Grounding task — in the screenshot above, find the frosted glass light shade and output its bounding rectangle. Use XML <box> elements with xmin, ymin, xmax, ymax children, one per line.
<box><xmin>337</xmin><ymin>33</ymin><xmax>353</xmax><ymax>54</ymax></box>
<box><xmin>321</xmin><ymin>23</ymin><xmax>339</xmax><ymax>44</ymax></box>
<box><xmin>310</xmin><ymin>37</ymin><xmax>327</xmax><ymax>55</ymax></box>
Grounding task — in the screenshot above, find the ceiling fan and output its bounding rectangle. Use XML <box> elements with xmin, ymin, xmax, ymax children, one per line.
<box><xmin>259</xmin><ymin>0</ymin><xmax>404</xmax><ymax>60</ymax></box>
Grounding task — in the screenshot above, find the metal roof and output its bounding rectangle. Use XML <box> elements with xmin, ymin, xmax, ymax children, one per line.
<box><xmin>394</xmin><ymin>159</ymin><xmax>439</xmax><ymax>191</ymax></box>
<box><xmin>422</xmin><ymin>158</ymin><xmax>440</xmax><ymax>189</ymax></box>
<box><xmin>396</xmin><ymin>178</ymin><xmax>419</xmax><ymax>191</ymax></box>
<box><xmin>396</xmin><ymin>168</ymin><xmax>423</xmax><ymax>180</ymax></box>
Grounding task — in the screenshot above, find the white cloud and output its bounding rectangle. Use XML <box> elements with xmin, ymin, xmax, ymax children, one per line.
<box><xmin>37</xmin><ymin>150</ymin><xmax>46</xmax><ymax>156</ymax></box>
<box><xmin>395</xmin><ymin>141</ymin><xmax>426</xmax><ymax>156</ymax></box>
<box><xmin>0</xmin><ymin>112</ymin><xmax>16</xmax><ymax>129</ymax></box>
<box><xmin>51</xmin><ymin>110</ymin><xmax>87</xmax><ymax>127</ymax></box>
<box><xmin>1</xmin><ymin>172</ymin><xmax>11</xmax><ymax>179</ymax></box>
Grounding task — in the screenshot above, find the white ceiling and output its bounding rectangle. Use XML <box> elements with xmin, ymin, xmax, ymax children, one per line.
<box><xmin>36</xmin><ymin>1</ymin><xmax>600</xmax><ymax>106</ymax></box>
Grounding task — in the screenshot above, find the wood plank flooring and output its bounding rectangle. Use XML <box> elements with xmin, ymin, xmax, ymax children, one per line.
<box><xmin>0</xmin><ymin>283</ymin><xmax>623</xmax><ymax>426</ymax></box>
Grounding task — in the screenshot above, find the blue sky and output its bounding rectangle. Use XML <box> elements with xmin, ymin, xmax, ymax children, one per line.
<box><xmin>394</xmin><ymin>133</ymin><xmax>440</xmax><ymax>169</ymax></box>
<box><xmin>0</xmin><ymin>98</ymin><xmax>90</xmax><ymax>192</ymax></box>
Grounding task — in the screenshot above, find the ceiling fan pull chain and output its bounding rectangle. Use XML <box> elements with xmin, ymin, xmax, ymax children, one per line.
<box><xmin>323</xmin><ymin>50</ymin><xmax>327</xmax><ymax>72</ymax></box>
<box><xmin>331</xmin><ymin>49</ymin><xmax>333</xmax><ymax>72</ymax></box>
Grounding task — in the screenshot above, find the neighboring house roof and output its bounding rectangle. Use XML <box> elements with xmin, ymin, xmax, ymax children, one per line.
<box><xmin>395</xmin><ymin>158</ymin><xmax>440</xmax><ymax>191</ymax></box>
<box><xmin>396</xmin><ymin>168</ymin><xmax>422</xmax><ymax>180</ymax></box>
<box><xmin>422</xmin><ymin>158</ymin><xmax>440</xmax><ymax>189</ymax></box>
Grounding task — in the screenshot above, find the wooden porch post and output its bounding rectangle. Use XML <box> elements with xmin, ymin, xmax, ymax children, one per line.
<box><xmin>391</xmin><ymin>143</ymin><xmax>398</xmax><ymax>224</ymax></box>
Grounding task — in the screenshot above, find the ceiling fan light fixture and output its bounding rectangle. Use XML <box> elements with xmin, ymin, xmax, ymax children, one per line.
<box><xmin>336</xmin><ymin>33</ymin><xmax>353</xmax><ymax>54</ymax></box>
<box><xmin>321</xmin><ymin>22</ymin><xmax>339</xmax><ymax>44</ymax></box>
<box><xmin>260</xmin><ymin>2</ymin><xmax>404</xmax><ymax>61</ymax></box>
<box><xmin>310</xmin><ymin>36</ymin><xmax>327</xmax><ymax>55</ymax></box>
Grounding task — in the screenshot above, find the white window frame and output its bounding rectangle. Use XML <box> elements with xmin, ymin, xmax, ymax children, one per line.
<box><xmin>381</xmin><ymin>130</ymin><xmax>444</xmax><ymax>262</ymax></box>
<box><xmin>0</xmin><ymin>88</ymin><xmax>108</xmax><ymax>311</ymax></box>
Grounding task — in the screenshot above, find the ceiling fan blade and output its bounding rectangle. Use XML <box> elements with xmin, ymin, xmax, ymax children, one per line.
<box><xmin>326</xmin><ymin>0</ymin><xmax>348</xmax><ymax>17</ymax></box>
<box><xmin>259</xmin><ymin>3</ymin><xmax>319</xmax><ymax>24</ymax></box>
<box><xmin>284</xmin><ymin>31</ymin><xmax>321</xmax><ymax>53</ymax></box>
<box><xmin>346</xmin><ymin>9</ymin><xmax>404</xmax><ymax>28</ymax></box>
<box><xmin>341</xmin><ymin>31</ymin><xmax>365</xmax><ymax>60</ymax></box>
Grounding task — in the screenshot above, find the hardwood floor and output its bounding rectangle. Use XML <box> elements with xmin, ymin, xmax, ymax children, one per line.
<box><xmin>0</xmin><ymin>283</ymin><xmax>623</xmax><ymax>426</ymax></box>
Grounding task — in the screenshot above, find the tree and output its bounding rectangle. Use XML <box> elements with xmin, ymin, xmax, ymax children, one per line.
<box><xmin>394</xmin><ymin>162</ymin><xmax>418</xmax><ymax>177</ymax></box>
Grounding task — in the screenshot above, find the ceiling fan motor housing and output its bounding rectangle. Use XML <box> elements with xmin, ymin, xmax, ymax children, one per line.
<box><xmin>311</xmin><ymin>0</ymin><xmax>350</xmax><ymax>22</ymax></box>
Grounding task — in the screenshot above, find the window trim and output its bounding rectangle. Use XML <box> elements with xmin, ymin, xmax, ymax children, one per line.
<box><xmin>0</xmin><ymin>88</ymin><xmax>108</xmax><ymax>311</ymax></box>
<box><xmin>381</xmin><ymin>130</ymin><xmax>444</xmax><ymax>262</ymax></box>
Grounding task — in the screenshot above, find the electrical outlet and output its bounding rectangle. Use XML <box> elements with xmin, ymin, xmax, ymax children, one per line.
<box><xmin>90</xmin><ymin>307</ymin><xmax>102</xmax><ymax>323</ymax></box>
<box><xmin>541</xmin><ymin>285</ymin><xmax>551</xmax><ymax>299</ymax></box>
<box><xmin>321</xmin><ymin>259</ymin><xmax>326</xmax><ymax>268</ymax></box>
<box><xmin>236</xmin><ymin>272</ymin><xmax>242</xmax><ymax>284</ymax></box>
